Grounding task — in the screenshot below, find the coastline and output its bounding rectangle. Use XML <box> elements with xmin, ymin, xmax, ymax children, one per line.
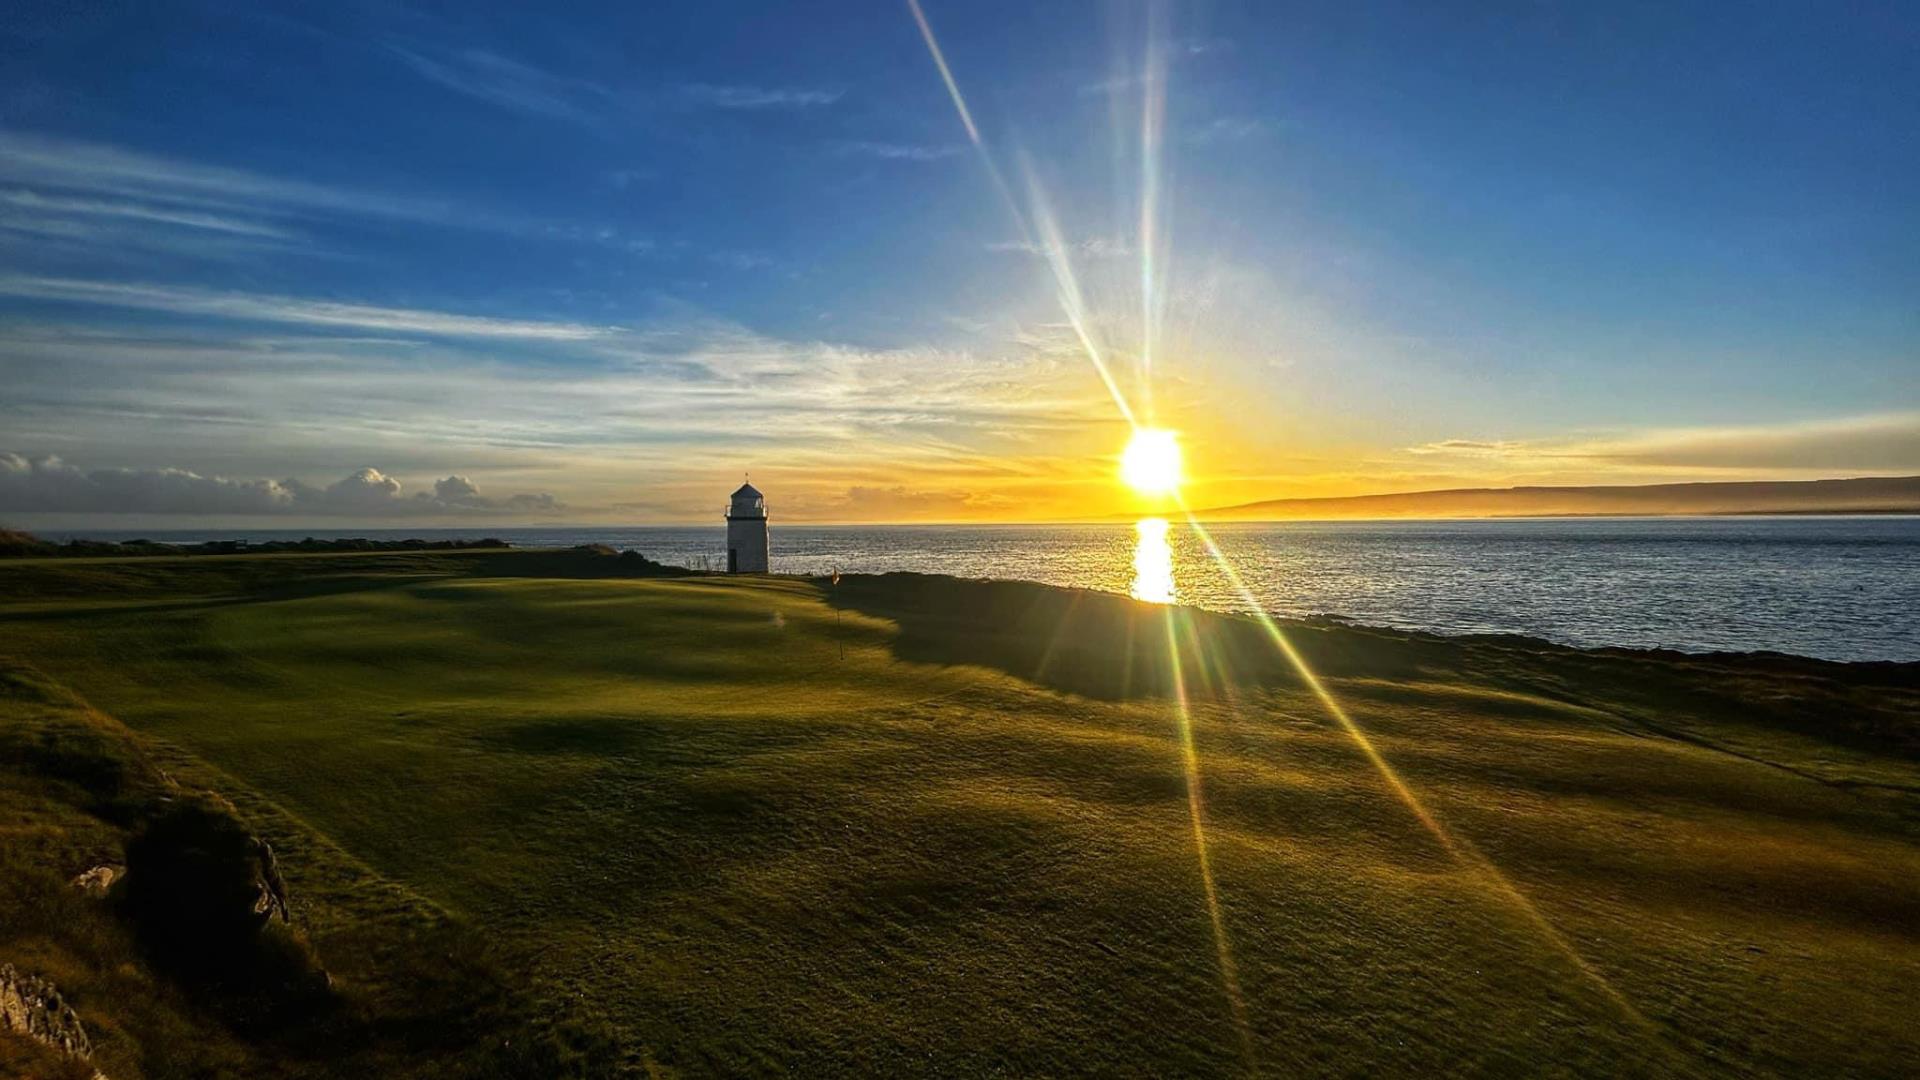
<box><xmin>5</xmin><ymin>531</ymin><xmax>1916</xmax><ymax>665</ymax></box>
<box><xmin>2</xmin><ymin>546</ymin><xmax>1916</xmax><ymax>1075</ymax></box>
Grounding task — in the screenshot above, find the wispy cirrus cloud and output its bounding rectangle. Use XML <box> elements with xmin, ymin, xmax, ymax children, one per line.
<box><xmin>820</xmin><ymin>484</ymin><xmax>1015</xmax><ymax>518</ymax></box>
<box><xmin>386</xmin><ymin>44</ymin><xmax>610</xmax><ymax>121</ymax></box>
<box><xmin>0</xmin><ymin>213</ymin><xmax>300</xmax><ymax>267</ymax></box>
<box><xmin>1176</xmin><ymin>36</ymin><xmax>1237</xmax><ymax>57</ymax></box>
<box><xmin>0</xmin><ymin>277</ymin><xmax>613</xmax><ymax>340</ymax></box>
<box><xmin>379</xmin><ymin>39</ymin><xmax>843</xmax><ymax>120</ymax></box>
<box><xmin>1078</xmin><ymin>73</ymin><xmax>1146</xmax><ymax>98</ymax></box>
<box><xmin>705</xmin><ymin>250</ymin><xmax>775</xmax><ymax>271</ymax></box>
<box><xmin>0</xmin><ymin>310</ymin><xmax>1112</xmax><ymax>520</ymax></box>
<box><xmin>1407</xmin><ymin>413</ymin><xmax>1920</xmax><ymax>476</ymax></box>
<box><xmin>1186</xmin><ymin>116</ymin><xmax>1272</xmax><ymax>145</ymax></box>
<box><xmin>986</xmin><ymin>236</ymin><xmax>1133</xmax><ymax>260</ymax></box>
<box><xmin>1078</xmin><ymin>37</ymin><xmax>1237</xmax><ymax>97</ymax></box>
<box><xmin>0</xmin><ymin>129</ymin><xmax>452</xmax><ymax>224</ymax></box>
<box><xmin>833</xmin><ymin>140</ymin><xmax>963</xmax><ymax>162</ymax></box>
<box><xmin>0</xmin><ymin>188</ymin><xmax>295</xmax><ymax>239</ymax></box>
<box><xmin>677</xmin><ymin>83</ymin><xmax>843</xmax><ymax>109</ymax></box>
<box><xmin>1405</xmin><ymin>438</ymin><xmax>1527</xmax><ymax>456</ymax></box>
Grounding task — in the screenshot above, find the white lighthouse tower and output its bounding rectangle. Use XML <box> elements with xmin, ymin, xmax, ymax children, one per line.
<box><xmin>724</xmin><ymin>480</ymin><xmax>770</xmax><ymax>573</ymax></box>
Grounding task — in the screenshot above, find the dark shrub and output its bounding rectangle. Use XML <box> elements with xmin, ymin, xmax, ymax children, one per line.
<box><xmin>0</xmin><ymin>529</ymin><xmax>58</xmax><ymax>557</ymax></box>
<box><xmin>122</xmin><ymin>796</ymin><xmax>334</xmax><ymax>1031</ymax></box>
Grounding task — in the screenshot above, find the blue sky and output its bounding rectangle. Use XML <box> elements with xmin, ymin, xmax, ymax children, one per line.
<box><xmin>1</xmin><ymin>0</ymin><xmax>1915</xmax><ymax>524</ymax></box>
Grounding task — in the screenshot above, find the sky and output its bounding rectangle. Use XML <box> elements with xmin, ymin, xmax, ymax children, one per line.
<box><xmin>1</xmin><ymin>0</ymin><xmax>1915</xmax><ymax>526</ymax></box>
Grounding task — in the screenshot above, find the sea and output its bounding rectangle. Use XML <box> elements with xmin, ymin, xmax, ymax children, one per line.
<box><xmin>42</xmin><ymin>517</ymin><xmax>1920</xmax><ymax>663</ymax></box>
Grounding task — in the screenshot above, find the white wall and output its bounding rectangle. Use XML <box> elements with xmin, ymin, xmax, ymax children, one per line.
<box><xmin>725</xmin><ymin>516</ymin><xmax>769</xmax><ymax>572</ymax></box>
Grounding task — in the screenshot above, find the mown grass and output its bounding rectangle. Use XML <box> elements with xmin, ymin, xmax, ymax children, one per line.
<box><xmin>1</xmin><ymin>551</ymin><xmax>1916</xmax><ymax>1077</ymax></box>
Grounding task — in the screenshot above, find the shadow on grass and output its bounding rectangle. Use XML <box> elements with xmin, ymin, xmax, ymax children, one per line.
<box><xmin>481</xmin><ymin>716</ymin><xmax>665</xmax><ymax>756</ymax></box>
<box><xmin>818</xmin><ymin>573</ymin><xmax>1920</xmax><ymax>770</ymax></box>
<box><xmin>0</xmin><ymin>574</ymin><xmax>428</xmax><ymax>625</ymax></box>
<box><xmin>818</xmin><ymin>572</ymin><xmax>1452</xmax><ymax>701</ymax></box>
<box><xmin>472</xmin><ymin>547</ymin><xmax>699</xmax><ymax>580</ymax></box>
<box><xmin>0</xmin><ymin>547</ymin><xmax>699</xmax><ymax>626</ymax></box>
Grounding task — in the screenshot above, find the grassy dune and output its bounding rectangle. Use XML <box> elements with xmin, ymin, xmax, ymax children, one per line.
<box><xmin>2</xmin><ymin>550</ymin><xmax>1917</xmax><ymax>1076</ymax></box>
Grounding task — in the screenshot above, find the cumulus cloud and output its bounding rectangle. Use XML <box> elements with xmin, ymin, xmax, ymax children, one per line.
<box><xmin>321</xmin><ymin>466</ymin><xmax>405</xmax><ymax>507</ymax></box>
<box><xmin>433</xmin><ymin>474</ymin><xmax>486</xmax><ymax>506</ymax></box>
<box><xmin>0</xmin><ymin>455</ymin><xmax>565</xmax><ymax>517</ymax></box>
<box><xmin>426</xmin><ymin>474</ymin><xmax>559</xmax><ymax>512</ymax></box>
<box><xmin>0</xmin><ymin>453</ymin><xmax>298</xmax><ymax>514</ymax></box>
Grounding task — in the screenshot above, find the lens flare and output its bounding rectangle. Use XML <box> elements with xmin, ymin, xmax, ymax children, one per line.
<box><xmin>905</xmin><ymin>0</ymin><xmax>979</xmax><ymax>145</ymax></box>
<box><xmin>1173</xmin><ymin>496</ymin><xmax>1665</xmax><ymax>1042</ymax></box>
<box><xmin>1161</xmin><ymin>604</ymin><xmax>1254</xmax><ymax>1067</ymax></box>
<box><xmin>1121</xmin><ymin>428</ymin><xmax>1182</xmax><ymax>494</ymax></box>
<box><xmin>906</xmin><ymin>0</ymin><xmax>1662</xmax><ymax>1061</ymax></box>
<box><xmin>907</xmin><ymin>0</ymin><xmax>1141</xmax><ymax>429</ymax></box>
<box><xmin>1137</xmin><ymin>5</ymin><xmax>1168</xmax><ymax>422</ymax></box>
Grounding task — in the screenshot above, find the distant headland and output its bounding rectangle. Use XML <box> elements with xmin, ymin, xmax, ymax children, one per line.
<box><xmin>1184</xmin><ymin>474</ymin><xmax>1920</xmax><ymax>521</ymax></box>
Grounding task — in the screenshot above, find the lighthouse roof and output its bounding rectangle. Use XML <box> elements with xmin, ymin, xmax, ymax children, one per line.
<box><xmin>731</xmin><ymin>482</ymin><xmax>763</xmax><ymax>499</ymax></box>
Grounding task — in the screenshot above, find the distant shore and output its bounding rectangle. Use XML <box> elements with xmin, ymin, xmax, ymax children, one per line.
<box><xmin>19</xmin><ymin>516</ymin><xmax>1916</xmax><ymax>663</ymax></box>
<box><xmin>1175</xmin><ymin>474</ymin><xmax>1920</xmax><ymax>522</ymax></box>
<box><xmin>1108</xmin><ymin>508</ymin><xmax>1920</xmax><ymax>524</ymax></box>
<box><xmin>2</xmin><ymin>535</ymin><xmax>1914</xmax><ymax>666</ymax></box>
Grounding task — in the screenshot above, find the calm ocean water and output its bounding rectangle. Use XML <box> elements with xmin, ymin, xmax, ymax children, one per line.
<box><xmin>46</xmin><ymin>517</ymin><xmax>1920</xmax><ymax>663</ymax></box>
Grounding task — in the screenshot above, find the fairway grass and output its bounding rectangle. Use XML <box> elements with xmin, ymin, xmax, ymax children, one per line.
<box><xmin>2</xmin><ymin>551</ymin><xmax>1917</xmax><ymax>1076</ymax></box>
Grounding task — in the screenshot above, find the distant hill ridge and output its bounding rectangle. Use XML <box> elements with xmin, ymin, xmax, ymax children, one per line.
<box><xmin>1190</xmin><ymin>475</ymin><xmax>1920</xmax><ymax>521</ymax></box>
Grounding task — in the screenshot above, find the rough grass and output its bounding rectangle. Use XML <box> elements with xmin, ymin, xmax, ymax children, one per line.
<box><xmin>0</xmin><ymin>654</ymin><xmax>629</xmax><ymax>1077</ymax></box>
<box><xmin>1</xmin><ymin>551</ymin><xmax>1916</xmax><ymax>1077</ymax></box>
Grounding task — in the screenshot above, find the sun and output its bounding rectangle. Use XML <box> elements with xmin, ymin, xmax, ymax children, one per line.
<box><xmin>1120</xmin><ymin>428</ymin><xmax>1182</xmax><ymax>496</ymax></box>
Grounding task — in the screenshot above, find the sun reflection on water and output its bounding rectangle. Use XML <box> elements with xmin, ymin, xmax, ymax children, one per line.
<box><xmin>1130</xmin><ymin>517</ymin><xmax>1175</xmax><ymax>604</ymax></box>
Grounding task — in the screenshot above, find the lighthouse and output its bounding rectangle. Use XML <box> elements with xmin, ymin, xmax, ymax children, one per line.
<box><xmin>724</xmin><ymin>481</ymin><xmax>770</xmax><ymax>573</ymax></box>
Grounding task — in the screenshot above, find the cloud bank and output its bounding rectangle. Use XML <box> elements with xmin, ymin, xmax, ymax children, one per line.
<box><xmin>0</xmin><ymin>301</ymin><xmax>1114</xmax><ymax>522</ymax></box>
<box><xmin>0</xmin><ymin>456</ymin><xmax>564</xmax><ymax>517</ymax></box>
